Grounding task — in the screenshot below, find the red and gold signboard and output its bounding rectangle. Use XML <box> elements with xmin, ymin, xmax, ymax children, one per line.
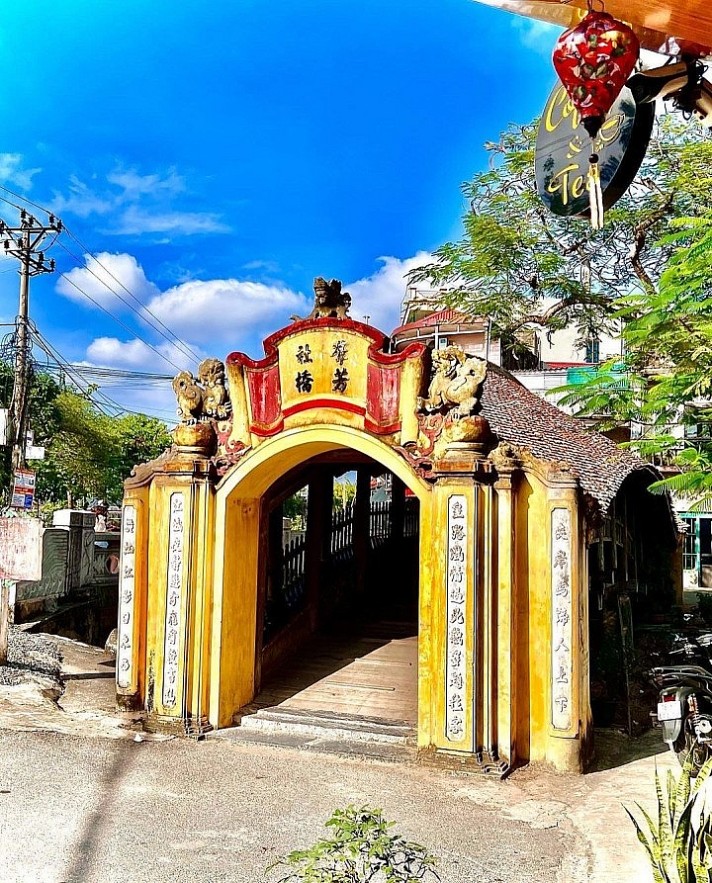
<box><xmin>225</xmin><ymin>318</ymin><xmax>427</xmax><ymax>446</ymax></box>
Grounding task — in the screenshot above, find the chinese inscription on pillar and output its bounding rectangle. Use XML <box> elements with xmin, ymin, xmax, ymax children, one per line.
<box><xmin>116</xmin><ymin>504</ymin><xmax>137</xmax><ymax>689</ymax></box>
<box><xmin>446</xmin><ymin>494</ymin><xmax>468</xmax><ymax>742</ymax></box>
<box><xmin>162</xmin><ymin>493</ymin><xmax>185</xmax><ymax>709</ymax></box>
<box><xmin>551</xmin><ymin>508</ymin><xmax>573</xmax><ymax>730</ymax></box>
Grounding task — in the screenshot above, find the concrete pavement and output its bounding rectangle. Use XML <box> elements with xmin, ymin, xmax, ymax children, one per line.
<box><xmin>0</xmin><ymin>635</ymin><xmax>677</xmax><ymax>883</ymax></box>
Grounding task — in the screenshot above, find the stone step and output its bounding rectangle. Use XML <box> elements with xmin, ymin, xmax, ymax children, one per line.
<box><xmin>237</xmin><ymin>706</ymin><xmax>415</xmax><ymax>744</ymax></box>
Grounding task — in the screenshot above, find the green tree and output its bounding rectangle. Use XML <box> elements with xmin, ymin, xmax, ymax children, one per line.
<box><xmin>411</xmin><ymin>111</ymin><xmax>712</xmax><ymax>501</ymax></box>
<box><xmin>408</xmin><ymin>115</ymin><xmax>712</xmax><ymax>361</ymax></box>
<box><xmin>559</xmin><ymin>212</ymin><xmax>712</xmax><ymax>504</ymax></box>
<box><xmin>108</xmin><ymin>413</ymin><xmax>171</xmax><ymax>502</ymax></box>
<box><xmin>0</xmin><ymin>363</ymin><xmax>171</xmax><ymax>508</ymax></box>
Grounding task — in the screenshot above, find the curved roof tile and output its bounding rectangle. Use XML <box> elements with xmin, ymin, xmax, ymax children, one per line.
<box><xmin>480</xmin><ymin>363</ymin><xmax>656</xmax><ymax>511</ymax></box>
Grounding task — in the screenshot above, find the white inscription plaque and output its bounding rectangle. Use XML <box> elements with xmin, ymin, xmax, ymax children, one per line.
<box><xmin>446</xmin><ymin>494</ymin><xmax>467</xmax><ymax>742</ymax></box>
<box><xmin>551</xmin><ymin>508</ymin><xmax>573</xmax><ymax>730</ymax></box>
<box><xmin>116</xmin><ymin>505</ymin><xmax>137</xmax><ymax>689</ymax></box>
<box><xmin>162</xmin><ymin>493</ymin><xmax>185</xmax><ymax>709</ymax></box>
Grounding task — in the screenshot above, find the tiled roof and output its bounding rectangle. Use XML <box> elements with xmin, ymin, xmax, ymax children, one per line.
<box><xmin>480</xmin><ymin>363</ymin><xmax>656</xmax><ymax>511</ymax></box>
<box><xmin>393</xmin><ymin>309</ymin><xmax>477</xmax><ymax>336</ymax></box>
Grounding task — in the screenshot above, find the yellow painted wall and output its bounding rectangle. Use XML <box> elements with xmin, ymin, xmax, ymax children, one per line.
<box><xmin>125</xmin><ymin>423</ymin><xmax>593</xmax><ymax>772</ymax></box>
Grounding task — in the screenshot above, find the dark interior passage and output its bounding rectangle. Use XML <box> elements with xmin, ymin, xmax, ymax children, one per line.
<box><xmin>245</xmin><ymin>453</ymin><xmax>420</xmax><ymax>725</ymax></box>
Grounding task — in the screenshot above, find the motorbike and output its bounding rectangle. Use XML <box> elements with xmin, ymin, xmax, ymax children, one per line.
<box><xmin>652</xmin><ymin>665</ymin><xmax>712</xmax><ymax>770</ymax></box>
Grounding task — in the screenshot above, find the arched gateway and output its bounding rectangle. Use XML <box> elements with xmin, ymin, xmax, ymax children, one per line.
<box><xmin>116</xmin><ymin>281</ymin><xmax>679</xmax><ymax>773</ymax></box>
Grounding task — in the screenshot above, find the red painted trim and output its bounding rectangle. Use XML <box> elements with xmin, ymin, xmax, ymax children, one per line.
<box><xmin>283</xmin><ymin>398</ymin><xmax>366</xmax><ymax>418</ymax></box>
<box><xmin>364</xmin><ymin>417</ymin><xmax>402</xmax><ymax>434</ymax></box>
<box><xmin>250</xmin><ymin>417</ymin><xmax>285</xmax><ymax>437</ymax></box>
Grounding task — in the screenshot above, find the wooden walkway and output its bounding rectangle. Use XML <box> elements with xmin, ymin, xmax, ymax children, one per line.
<box><xmin>250</xmin><ymin>623</ymin><xmax>418</xmax><ymax>725</ymax></box>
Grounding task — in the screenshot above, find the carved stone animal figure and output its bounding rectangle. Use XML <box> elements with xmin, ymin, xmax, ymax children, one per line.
<box><xmin>197</xmin><ymin>358</ymin><xmax>232</xmax><ymax>419</ymax></box>
<box><xmin>417</xmin><ymin>346</ymin><xmax>487</xmax><ymax>420</ymax></box>
<box><xmin>294</xmin><ymin>277</ymin><xmax>351</xmax><ymax>321</ymax></box>
<box><xmin>172</xmin><ymin>370</ymin><xmax>203</xmax><ymax>422</ymax></box>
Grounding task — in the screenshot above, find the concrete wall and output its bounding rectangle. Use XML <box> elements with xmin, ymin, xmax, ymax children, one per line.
<box><xmin>15</xmin><ymin>509</ymin><xmax>120</xmax><ymax>621</ymax></box>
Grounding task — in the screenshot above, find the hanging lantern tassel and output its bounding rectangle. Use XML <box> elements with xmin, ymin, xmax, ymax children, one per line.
<box><xmin>588</xmin><ymin>152</ymin><xmax>604</xmax><ymax>230</ymax></box>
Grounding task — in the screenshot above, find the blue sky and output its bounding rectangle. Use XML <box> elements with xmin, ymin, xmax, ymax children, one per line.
<box><xmin>0</xmin><ymin>0</ymin><xmax>559</xmax><ymax>420</ymax></box>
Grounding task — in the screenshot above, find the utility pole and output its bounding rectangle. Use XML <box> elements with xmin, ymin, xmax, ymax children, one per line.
<box><xmin>0</xmin><ymin>210</ymin><xmax>61</xmax><ymax>478</ymax></box>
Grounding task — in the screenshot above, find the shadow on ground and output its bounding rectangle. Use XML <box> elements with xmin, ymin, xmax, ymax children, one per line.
<box><xmin>589</xmin><ymin>727</ymin><xmax>666</xmax><ymax>772</ymax></box>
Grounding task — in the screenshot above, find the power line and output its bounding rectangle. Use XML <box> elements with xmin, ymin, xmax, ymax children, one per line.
<box><xmin>56</xmin><ymin>238</ymin><xmax>199</xmax><ymax>364</ymax></box>
<box><xmin>0</xmin><ymin>209</ymin><xmax>62</xmax><ymax>472</ymax></box>
<box><xmin>0</xmin><ymin>185</ymin><xmax>200</xmax><ymax>369</ymax></box>
<box><xmin>30</xmin><ymin>329</ymin><xmax>178</xmax><ymax>421</ymax></box>
<box><xmin>56</xmin><ymin>271</ymin><xmax>183</xmax><ymax>372</ymax></box>
<box><xmin>61</xmin><ymin>226</ymin><xmax>201</xmax><ymax>363</ymax></box>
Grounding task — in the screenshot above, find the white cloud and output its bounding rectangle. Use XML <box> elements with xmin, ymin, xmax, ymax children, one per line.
<box><xmin>111</xmin><ymin>205</ymin><xmax>229</xmax><ymax>236</ymax></box>
<box><xmin>0</xmin><ymin>153</ymin><xmax>42</xmax><ymax>191</ymax></box>
<box><xmin>511</xmin><ymin>17</ymin><xmax>561</xmax><ymax>56</ymax></box>
<box><xmin>86</xmin><ymin>337</ymin><xmax>170</xmax><ymax>370</ymax></box>
<box><xmin>344</xmin><ymin>252</ymin><xmax>432</xmax><ymax>332</ymax></box>
<box><xmin>50</xmin><ymin>174</ymin><xmax>114</xmax><ymax>218</ymax></box>
<box><xmin>50</xmin><ymin>167</ymin><xmax>227</xmax><ymax>237</ymax></box>
<box><xmin>106</xmin><ymin>168</ymin><xmax>185</xmax><ymax>200</ymax></box>
<box><xmin>147</xmin><ymin>279</ymin><xmax>311</xmax><ymax>348</ymax></box>
<box><xmin>57</xmin><ymin>252</ymin><xmax>159</xmax><ymax>310</ymax></box>
<box><xmin>79</xmin><ymin>251</ymin><xmax>430</xmax><ymax>419</ymax></box>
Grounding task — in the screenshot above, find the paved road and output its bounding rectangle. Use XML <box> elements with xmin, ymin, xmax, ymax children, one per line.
<box><xmin>0</xmin><ymin>728</ymin><xmax>590</xmax><ymax>883</ymax></box>
<box><xmin>0</xmin><ymin>637</ymin><xmax>673</xmax><ymax>883</ymax></box>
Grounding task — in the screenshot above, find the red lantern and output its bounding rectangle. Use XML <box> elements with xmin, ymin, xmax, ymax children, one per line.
<box><xmin>552</xmin><ymin>7</ymin><xmax>640</xmax><ymax>227</ymax></box>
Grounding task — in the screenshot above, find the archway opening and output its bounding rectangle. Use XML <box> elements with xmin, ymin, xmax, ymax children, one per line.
<box><xmin>243</xmin><ymin>450</ymin><xmax>421</xmax><ymax>732</ymax></box>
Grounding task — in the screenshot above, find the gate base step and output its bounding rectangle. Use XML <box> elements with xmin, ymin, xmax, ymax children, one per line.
<box><xmin>235</xmin><ymin>706</ymin><xmax>415</xmax><ymax>744</ymax></box>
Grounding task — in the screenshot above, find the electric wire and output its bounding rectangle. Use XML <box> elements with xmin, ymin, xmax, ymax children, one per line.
<box><xmin>30</xmin><ymin>329</ymin><xmax>124</xmax><ymax>416</ymax></box>
<box><xmin>61</xmin><ymin>226</ymin><xmax>201</xmax><ymax>363</ymax></box>
<box><xmin>56</xmin><ymin>271</ymin><xmax>183</xmax><ymax>372</ymax></box>
<box><xmin>0</xmin><ymin>186</ymin><xmax>180</xmax><ymax>421</ymax></box>
<box><xmin>0</xmin><ymin>185</ymin><xmax>200</xmax><ymax>369</ymax></box>
<box><xmin>56</xmin><ymin>237</ymin><xmax>199</xmax><ymax>365</ymax></box>
<box><xmin>30</xmin><ymin>328</ymin><xmax>177</xmax><ymax>421</ymax></box>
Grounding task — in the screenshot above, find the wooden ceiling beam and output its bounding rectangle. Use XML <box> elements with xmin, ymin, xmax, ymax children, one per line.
<box><xmin>471</xmin><ymin>1</ymin><xmax>712</xmax><ymax>57</ymax></box>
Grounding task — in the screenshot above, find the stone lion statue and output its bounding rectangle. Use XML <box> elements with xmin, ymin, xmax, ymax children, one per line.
<box><xmin>197</xmin><ymin>357</ymin><xmax>231</xmax><ymax>419</ymax></box>
<box><xmin>417</xmin><ymin>346</ymin><xmax>487</xmax><ymax>420</ymax></box>
<box><xmin>172</xmin><ymin>357</ymin><xmax>231</xmax><ymax>423</ymax></box>
<box><xmin>293</xmin><ymin>277</ymin><xmax>351</xmax><ymax>321</ymax></box>
<box><xmin>172</xmin><ymin>371</ymin><xmax>203</xmax><ymax>422</ymax></box>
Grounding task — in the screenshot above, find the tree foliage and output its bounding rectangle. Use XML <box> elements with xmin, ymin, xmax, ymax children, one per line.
<box><xmin>412</xmin><ymin>110</ymin><xmax>712</xmax><ymax>501</ymax></box>
<box><xmin>409</xmin><ymin>115</ymin><xmax>712</xmax><ymax>353</ymax></box>
<box><xmin>558</xmin><ymin>212</ymin><xmax>712</xmax><ymax>503</ymax></box>
<box><xmin>0</xmin><ymin>364</ymin><xmax>171</xmax><ymax>508</ymax></box>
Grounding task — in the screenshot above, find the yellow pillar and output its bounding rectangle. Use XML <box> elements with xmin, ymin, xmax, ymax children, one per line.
<box><xmin>544</xmin><ymin>479</ymin><xmax>587</xmax><ymax>772</ymax></box>
<box><xmin>116</xmin><ymin>488</ymin><xmax>149</xmax><ymax>710</ymax></box>
<box><xmin>427</xmin><ymin>478</ymin><xmax>480</xmax><ymax>755</ymax></box>
<box><xmin>125</xmin><ymin>447</ymin><xmax>217</xmax><ymax>735</ymax></box>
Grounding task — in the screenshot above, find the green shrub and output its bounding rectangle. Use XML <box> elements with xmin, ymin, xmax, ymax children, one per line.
<box><xmin>268</xmin><ymin>804</ymin><xmax>440</xmax><ymax>882</ymax></box>
<box><xmin>626</xmin><ymin>755</ymin><xmax>712</xmax><ymax>882</ymax></box>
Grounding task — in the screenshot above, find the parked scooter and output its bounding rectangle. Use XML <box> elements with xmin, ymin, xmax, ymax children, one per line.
<box><xmin>652</xmin><ymin>665</ymin><xmax>712</xmax><ymax>771</ymax></box>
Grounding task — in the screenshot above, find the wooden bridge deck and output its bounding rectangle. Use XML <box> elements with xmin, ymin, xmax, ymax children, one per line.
<box><xmin>249</xmin><ymin>624</ymin><xmax>418</xmax><ymax>725</ymax></box>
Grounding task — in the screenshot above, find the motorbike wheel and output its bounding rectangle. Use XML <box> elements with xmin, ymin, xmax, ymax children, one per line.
<box><xmin>675</xmin><ymin>720</ymin><xmax>711</xmax><ymax>774</ymax></box>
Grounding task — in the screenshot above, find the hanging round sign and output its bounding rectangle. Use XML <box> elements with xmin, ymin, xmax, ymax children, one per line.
<box><xmin>535</xmin><ymin>82</ymin><xmax>654</xmax><ymax>219</ymax></box>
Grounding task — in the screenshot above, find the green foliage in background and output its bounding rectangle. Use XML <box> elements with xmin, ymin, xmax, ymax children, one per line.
<box><xmin>268</xmin><ymin>805</ymin><xmax>440</xmax><ymax>883</ymax></box>
<box><xmin>0</xmin><ymin>363</ymin><xmax>171</xmax><ymax>508</ymax></box>
<box><xmin>557</xmin><ymin>211</ymin><xmax>712</xmax><ymax>506</ymax></box>
<box><xmin>409</xmin><ymin>115</ymin><xmax>712</xmax><ymax>363</ymax></box>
